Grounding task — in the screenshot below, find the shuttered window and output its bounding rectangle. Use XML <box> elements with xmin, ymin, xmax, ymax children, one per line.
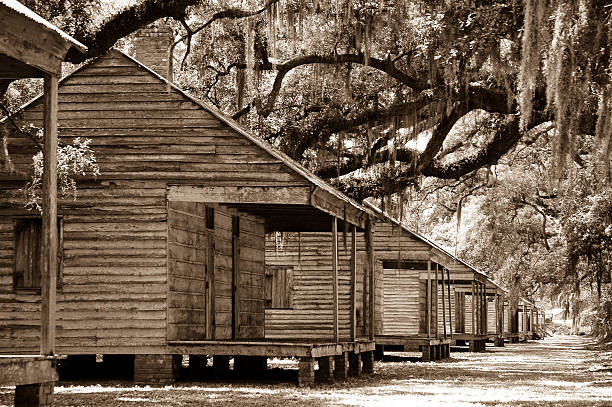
<box><xmin>264</xmin><ymin>267</ymin><xmax>293</xmax><ymax>309</ymax></box>
<box><xmin>13</xmin><ymin>218</ymin><xmax>62</xmax><ymax>290</ymax></box>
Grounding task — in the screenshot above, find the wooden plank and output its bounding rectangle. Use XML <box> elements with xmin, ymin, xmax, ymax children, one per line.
<box><xmin>367</xmin><ymin>217</ymin><xmax>375</xmax><ymax>340</ymax></box>
<box><xmin>427</xmin><ymin>259</ymin><xmax>431</xmax><ymax>338</ymax></box>
<box><xmin>350</xmin><ymin>225</ymin><xmax>356</xmax><ymax>342</ymax></box>
<box><xmin>0</xmin><ymin>358</ymin><xmax>58</xmax><ymax>386</ymax></box>
<box><xmin>332</xmin><ymin>218</ymin><xmax>338</xmax><ymax>343</ymax></box>
<box><xmin>232</xmin><ymin>235</ymin><xmax>240</xmax><ymax>339</ymax></box>
<box><xmin>471</xmin><ymin>280</ymin><xmax>475</xmax><ymax>336</ymax></box>
<box><xmin>168</xmin><ymin>186</ymin><xmax>310</xmax><ymax>204</ymax></box>
<box><xmin>41</xmin><ymin>73</ymin><xmax>58</xmax><ymax>356</ymax></box>
<box><xmin>167</xmin><ymin>341</ymin><xmax>342</xmax><ymax>358</ymax></box>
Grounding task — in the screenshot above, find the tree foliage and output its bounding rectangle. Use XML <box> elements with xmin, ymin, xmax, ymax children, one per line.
<box><xmin>2</xmin><ymin>0</ymin><xmax>610</xmax><ymax>201</ymax></box>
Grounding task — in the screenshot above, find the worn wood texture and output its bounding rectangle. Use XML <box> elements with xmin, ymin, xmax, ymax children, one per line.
<box><xmin>370</xmin><ymin>221</ymin><xmax>447</xmax><ymax>340</ymax></box>
<box><xmin>0</xmin><ymin>357</ymin><xmax>57</xmax><ymax>386</ymax></box>
<box><xmin>40</xmin><ymin>73</ymin><xmax>59</xmax><ymax>356</ymax></box>
<box><xmin>0</xmin><ymin>51</ymin><xmax>289</xmax><ymax>354</ymax></box>
<box><xmin>264</xmin><ymin>231</ymin><xmax>368</xmax><ymax>341</ymax></box>
<box><xmin>167</xmin><ymin>201</ymin><xmax>207</xmax><ymax>341</ymax></box>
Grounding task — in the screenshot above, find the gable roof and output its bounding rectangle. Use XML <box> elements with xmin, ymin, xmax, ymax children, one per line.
<box><xmin>365</xmin><ymin>201</ymin><xmax>508</xmax><ymax>290</ymax></box>
<box><xmin>4</xmin><ymin>48</ymin><xmax>371</xmax><ymax>228</ymax></box>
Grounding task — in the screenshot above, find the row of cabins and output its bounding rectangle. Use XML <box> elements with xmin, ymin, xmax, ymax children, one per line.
<box><xmin>0</xmin><ymin>8</ymin><xmax>545</xmax><ymax>405</ymax></box>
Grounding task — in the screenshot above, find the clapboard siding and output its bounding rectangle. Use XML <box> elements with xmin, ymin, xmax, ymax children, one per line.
<box><xmin>0</xmin><ymin>49</ymin><xmax>308</xmax><ymax>355</ymax></box>
<box><xmin>382</xmin><ymin>268</ymin><xmax>419</xmax><ymax>335</ymax></box>
<box><xmin>371</xmin><ymin>221</ymin><xmax>448</xmax><ymax>339</ymax></box>
<box><xmin>264</xmin><ymin>232</ymin><xmax>369</xmax><ymax>341</ymax></box>
<box><xmin>487</xmin><ymin>297</ymin><xmax>497</xmax><ymax>334</ymax></box>
<box><xmin>0</xmin><ymin>202</ymin><xmax>168</xmax><ymax>354</ymax></box>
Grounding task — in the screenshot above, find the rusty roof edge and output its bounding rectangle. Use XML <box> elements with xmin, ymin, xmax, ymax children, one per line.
<box><xmin>1</xmin><ymin>0</ymin><xmax>87</xmax><ymax>53</ymax></box>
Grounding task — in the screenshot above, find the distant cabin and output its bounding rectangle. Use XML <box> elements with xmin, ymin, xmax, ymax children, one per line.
<box><xmin>0</xmin><ymin>33</ymin><xmax>375</xmax><ymax>386</ymax></box>
<box><xmin>504</xmin><ymin>299</ymin><xmax>520</xmax><ymax>343</ymax></box>
<box><xmin>362</xmin><ymin>203</ymin><xmax>454</xmax><ymax>361</ymax></box>
<box><xmin>485</xmin><ymin>279</ymin><xmax>505</xmax><ymax>347</ymax></box>
<box><xmin>446</xmin><ymin>261</ymin><xmax>489</xmax><ymax>352</ymax></box>
<box><xmin>518</xmin><ymin>298</ymin><xmax>535</xmax><ymax>341</ymax></box>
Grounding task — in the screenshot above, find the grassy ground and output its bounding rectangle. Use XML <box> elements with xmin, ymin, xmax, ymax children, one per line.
<box><xmin>1</xmin><ymin>335</ymin><xmax>611</xmax><ymax>406</ymax></box>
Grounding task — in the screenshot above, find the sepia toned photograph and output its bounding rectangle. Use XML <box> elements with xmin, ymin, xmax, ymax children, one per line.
<box><xmin>0</xmin><ymin>0</ymin><xmax>611</xmax><ymax>405</ymax></box>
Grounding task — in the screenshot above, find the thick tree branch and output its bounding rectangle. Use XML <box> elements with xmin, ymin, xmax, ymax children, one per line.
<box><xmin>69</xmin><ymin>0</ymin><xmax>279</xmax><ymax>63</ymax></box>
<box><xmin>422</xmin><ymin>114</ymin><xmax>524</xmax><ymax>179</ymax></box>
<box><xmin>69</xmin><ymin>0</ymin><xmax>201</xmax><ymax>62</ymax></box>
<box><xmin>259</xmin><ymin>53</ymin><xmax>429</xmax><ymax>116</ymax></box>
<box><xmin>278</xmin><ymin>96</ymin><xmax>435</xmax><ymax>159</ymax></box>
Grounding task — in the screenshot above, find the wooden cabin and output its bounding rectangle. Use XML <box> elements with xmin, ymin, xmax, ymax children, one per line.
<box><xmin>0</xmin><ymin>0</ymin><xmax>86</xmax><ymax>405</ymax></box>
<box><xmin>0</xmin><ymin>24</ymin><xmax>376</xmax><ymax>387</ymax></box>
<box><xmin>264</xmin><ymin>228</ymin><xmax>376</xmax><ymax>375</ymax></box>
<box><xmin>517</xmin><ymin>298</ymin><xmax>534</xmax><ymax>341</ymax></box>
<box><xmin>361</xmin><ymin>203</ymin><xmax>453</xmax><ymax>362</ymax></box>
<box><xmin>532</xmin><ymin>306</ymin><xmax>543</xmax><ymax>339</ymax></box>
<box><xmin>485</xmin><ymin>279</ymin><xmax>505</xmax><ymax>347</ymax></box>
<box><xmin>446</xmin><ymin>262</ymin><xmax>488</xmax><ymax>352</ymax></box>
<box><xmin>503</xmin><ymin>299</ymin><xmax>520</xmax><ymax>343</ymax></box>
<box><xmin>537</xmin><ymin>309</ymin><xmax>547</xmax><ymax>338</ymax></box>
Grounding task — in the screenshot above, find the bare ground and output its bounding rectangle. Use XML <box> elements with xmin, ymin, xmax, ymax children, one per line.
<box><xmin>1</xmin><ymin>335</ymin><xmax>611</xmax><ymax>406</ymax></box>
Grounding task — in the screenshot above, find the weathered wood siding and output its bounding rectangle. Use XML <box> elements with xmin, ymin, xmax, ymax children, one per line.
<box><xmin>0</xmin><ymin>50</ymin><xmax>306</xmax><ymax>354</ymax></box>
<box><xmin>264</xmin><ymin>231</ymin><xmax>369</xmax><ymax>341</ymax></box>
<box><xmin>437</xmin><ymin>283</ymin><xmax>455</xmax><ymax>336</ymax></box>
<box><xmin>487</xmin><ymin>297</ymin><xmax>497</xmax><ymax>334</ymax></box>
<box><xmin>381</xmin><ymin>267</ymin><xmax>419</xmax><ymax>335</ymax></box>
<box><xmin>371</xmin><ymin>221</ymin><xmax>446</xmax><ymax>338</ymax></box>
<box><xmin>167</xmin><ymin>201</ymin><xmax>207</xmax><ymax>341</ymax></box>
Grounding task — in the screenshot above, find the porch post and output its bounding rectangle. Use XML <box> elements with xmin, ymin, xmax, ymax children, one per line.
<box><xmin>427</xmin><ymin>260</ymin><xmax>431</xmax><ymax>338</ymax></box>
<box><xmin>41</xmin><ymin>73</ymin><xmax>58</xmax><ymax>356</ymax></box>
<box><xmin>471</xmin><ymin>280</ymin><xmax>475</xmax><ymax>338</ymax></box>
<box><xmin>350</xmin><ymin>225</ymin><xmax>357</xmax><ymax>342</ymax></box>
<box><xmin>366</xmin><ymin>216</ymin><xmax>375</xmax><ymax>340</ymax></box>
<box><xmin>447</xmin><ymin>268</ymin><xmax>452</xmax><ymax>339</ymax></box>
<box><xmin>332</xmin><ymin>217</ymin><xmax>338</xmax><ymax>343</ymax></box>
<box><xmin>441</xmin><ymin>263</ymin><xmax>446</xmax><ymax>338</ymax></box>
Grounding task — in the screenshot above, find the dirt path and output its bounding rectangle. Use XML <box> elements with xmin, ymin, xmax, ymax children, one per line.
<box><xmin>1</xmin><ymin>335</ymin><xmax>610</xmax><ymax>406</ymax></box>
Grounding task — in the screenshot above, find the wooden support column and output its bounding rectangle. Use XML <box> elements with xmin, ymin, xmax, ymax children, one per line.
<box><xmin>334</xmin><ymin>352</ymin><xmax>349</xmax><ymax>380</ymax></box>
<box><xmin>482</xmin><ymin>284</ymin><xmax>487</xmax><ymax>335</ymax></box>
<box><xmin>427</xmin><ymin>260</ymin><xmax>431</xmax><ymax>338</ymax></box>
<box><xmin>332</xmin><ymin>217</ymin><xmax>339</xmax><ymax>343</ymax></box>
<box><xmin>350</xmin><ymin>225</ymin><xmax>357</xmax><ymax>342</ymax></box>
<box><xmin>41</xmin><ymin>73</ymin><xmax>58</xmax><ymax>356</ymax></box>
<box><xmin>348</xmin><ymin>352</ymin><xmax>361</xmax><ymax>376</ymax></box>
<box><xmin>447</xmin><ymin>268</ymin><xmax>452</xmax><ymax>339</ymax></box>
<box><xmin>362</xmin><ymin>351</ymin><xmax>374</xmax><ymax>374</ymax></box>
<box><xmin>366</xmin><ymin>216</ymin><xmax>375</xmax><ymax>340</ymax></box>
<box><xmin>471</xmin><ymin>280</ymin><xmax>475</xmax><ymax>338</ymax></box>
<box><xmin>434</xmin><ymin>262</ymin><xmax>438</xmax><ymax>337</ymax></box>
<box><xmin>441</xmin><ymin>264</ymin><xmax>446</xmax><ymax>338</ymax></box>
<box><xmin>298</xmin><ymin>357</ymin><xmax>315</xmax><ymax>387</ymax></box>
<box><xmin>317</xmin><ymin>356</ymin><xmax>334</xmax><ymax>384</ymax></box>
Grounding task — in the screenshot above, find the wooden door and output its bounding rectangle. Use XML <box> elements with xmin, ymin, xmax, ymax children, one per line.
<box><xmin>455</xmin><ymin>292</ymin><xmax>465</xmax><ymax>333</ymax></box>
<box><xmin>167</xmin><ymin>201</ymin><xmax>209</xmax><ymax>341</ymax></box>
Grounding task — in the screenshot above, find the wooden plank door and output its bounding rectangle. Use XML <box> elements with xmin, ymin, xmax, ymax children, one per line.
<box><xmin>455</xmin><ymin>292</ymin><xmax>465</xmax><ymax>333</ymax></box>
<box><xmin>167</xmin><ymin>201</ymin><xmax>208</xmax><ymax>341</ymax></box>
